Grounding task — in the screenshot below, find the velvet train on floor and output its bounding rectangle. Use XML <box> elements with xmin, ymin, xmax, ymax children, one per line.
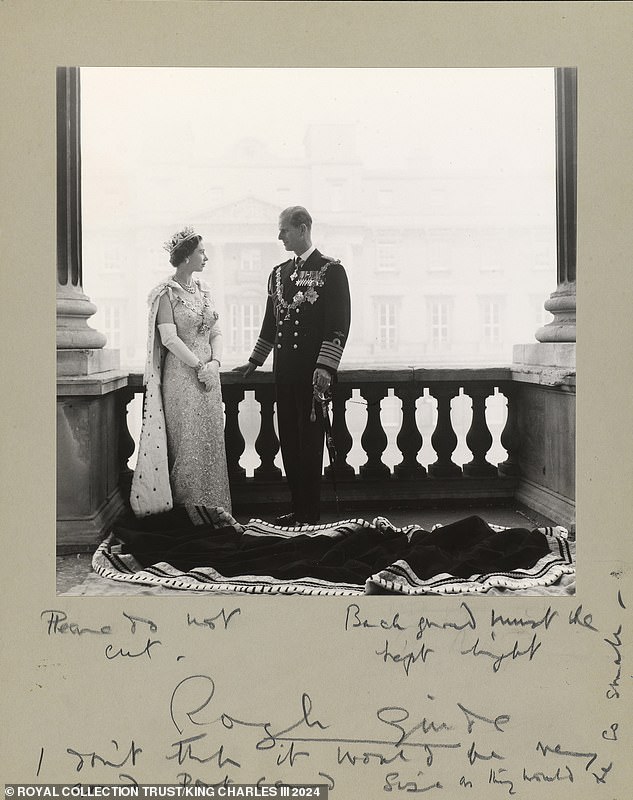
<box><xmin>92</xmin><ymin>505</ymin><xmax>575</xmax><ymax>596</ymax></box>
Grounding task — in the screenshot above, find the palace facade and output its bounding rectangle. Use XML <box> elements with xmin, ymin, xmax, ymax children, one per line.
<box><xmin>84</xmin><ymin>123</ymin><xmax>555</xmax><ymax>373</ymax></box>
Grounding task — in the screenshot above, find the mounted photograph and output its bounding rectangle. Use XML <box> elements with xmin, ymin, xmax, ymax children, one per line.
<box><xmin>56</xmin><ymin>66</ymin><xmax>576</xmax><ymax>596</ymax></box>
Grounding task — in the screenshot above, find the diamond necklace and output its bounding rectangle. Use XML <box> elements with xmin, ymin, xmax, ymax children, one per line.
<box><xmin>174</xmin><ymin>277</ymin><xmax>196</xmax><ymax>294</ymax></box>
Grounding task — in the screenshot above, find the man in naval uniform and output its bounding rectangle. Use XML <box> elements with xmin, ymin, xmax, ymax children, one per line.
<box><xmin>235</xmin><ymin>206</ymin><xmax>351</xmax><ymax>525</ymax></box>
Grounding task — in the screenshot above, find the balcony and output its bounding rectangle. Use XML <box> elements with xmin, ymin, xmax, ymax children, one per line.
<box><xmin>129</xmin><ymin>367</ymin><xmax>518</xmax><ymax>506</ymax></box>
<box><xmin>57</xmin><ymin>361</ymin><xmax>576</xmax><ymax>554</ymax></box>
<box><xmin>54</xmin><ymin>66</ymin><xmax>577</xmax><ymax>586</ymax></box>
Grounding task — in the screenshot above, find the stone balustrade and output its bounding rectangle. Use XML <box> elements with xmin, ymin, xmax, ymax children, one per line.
<box><xmin>54</xmin><ymin>66</ymin><xmax>577</xmax><ymax>550</ymax></box>
<box><xmin>121</xmin><ymin>367</ymin><xmax>521</xmax><ymax>514</ymax></box>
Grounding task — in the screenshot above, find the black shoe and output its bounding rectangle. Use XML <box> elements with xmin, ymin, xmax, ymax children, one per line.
<box><xmin>274</xmin><ymin>513</ymin><xmax>299</xmax><ymax>526</ymax></box>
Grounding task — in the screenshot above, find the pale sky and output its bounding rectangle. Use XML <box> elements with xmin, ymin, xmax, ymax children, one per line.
<box><xmin>81</xmin><ymin>66</ymin><xmax>558</xmax><ymax>370</ymax></box>
<box><xmin>81</xmin><ymin>67</ymin><xmax>555</xmax><ymax>225</ymax></box>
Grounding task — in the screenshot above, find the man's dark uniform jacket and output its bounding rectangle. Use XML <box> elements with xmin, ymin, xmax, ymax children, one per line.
<box><xmin>249</xmin><ymin>249</ymin><xmax>351</xmax><ymax>381</ymax></box>
<box><xmin>248</xmin><ymin>249</ymin><xmax>351</xmax><ymax>522</ymax></box>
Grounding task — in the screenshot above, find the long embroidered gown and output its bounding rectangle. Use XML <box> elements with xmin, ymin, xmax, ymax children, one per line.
<box><xmin>160</xmin><ymin>288</ymin><xmax>231</xmax><ymax>512</ymax></box>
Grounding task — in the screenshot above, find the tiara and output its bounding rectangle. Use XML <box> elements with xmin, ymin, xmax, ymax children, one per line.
<box><xmin>163</xmin><ymin>226</ymin><xmax>198</xmax><ymax>255</ymax></box>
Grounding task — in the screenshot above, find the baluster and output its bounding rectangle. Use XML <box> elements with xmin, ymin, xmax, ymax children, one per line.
<box><xmin>253</xmin><ymin>385</ymin><xmax>282</xmax><ymax>481</ymax></box>
<box><xmin>394</xmin><ymin>383</ymin><xmax>426</xmax><ymax>479</ymax></box>
<box><xmin>117</xmin><ymin>386</ymin><xmax>136</xmax><ymax>497</ymax></box>
<box><xmin>428</xmin><ymin>386</ymin><xmax>462</xmax><ymax>477</ymax></box>
<box><xmin>325</xmin><ymin>384</ymin><xmax>355</xmax><ymax>481</ymax></box>
<box><xmin>498</xmin><ymin>383</ymin><xmax>521</xmax><ymax>477</ymax></box>
<box><xmin>359</xmin><ymin>384</ymin><xmax>390</xmax><ymax>480</ymax></box>
<box><xmin>463</xmin><ymin>383</ymin><xmax>498</xmax><ymax>477</ymax></box>
<box><xmin>222</xmin><ymin>384</ymin><xmax>246</xmax><ymax>482</ymax></box>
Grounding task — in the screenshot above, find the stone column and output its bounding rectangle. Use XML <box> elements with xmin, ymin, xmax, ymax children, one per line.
<box><xmin>56</xmin><ymin>66</ymin><xmax>117</xmax><ymax>375</ymax></box>
<box><xmin>56</xmin><ymin>67</ymin><xmax>128</xmax><ymax>552</ymax></box>
<box><xmin>510</xmin><ymin>67</ymin><xmax>577</xmax><ymax>531</ymax></box>
<box><xmin>536</xmin><ymin>67</ymin><xmax>577</xmax><ymax>344</ymax></box>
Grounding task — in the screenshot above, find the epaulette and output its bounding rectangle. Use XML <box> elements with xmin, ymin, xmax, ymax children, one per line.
<box><xmin>321</xmin><ymin>255</ymin><xmax>342</xmax><ymax>264</ymax></box>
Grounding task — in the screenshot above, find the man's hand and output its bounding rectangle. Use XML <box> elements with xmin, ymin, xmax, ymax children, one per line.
<box><xmin>233</xmin><ymin>362</ymin><xmax>257</xmax><ymax>378</ymax></box>
<box><xmin>313</xmin><ymin>366</ymin><xmax>331</xmax><ymax>394</ymax></box>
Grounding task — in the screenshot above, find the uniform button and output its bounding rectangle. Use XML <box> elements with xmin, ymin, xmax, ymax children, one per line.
<box><xmin>294</xmin><ymin>332</ymin><xmax>298</xmax><ymax>337</ymax></box>
<box><xmin>278</xmin><ymin>332</ymin><xmax>282</xmax><ymax>337</ymax></box>
<box><xmin>293</xmin><ymin>344</ymin><xmax>298</xmax><ymax>349</ymax></box>
<box><xmin>295</xmin><ymin>320</ymin><xmax>299</xmax><ymax>325</ymax></box>
<box><xmin>277</xmin><ymin>344</ymin><xmax>282</xmax><ymax>349</ymax></box>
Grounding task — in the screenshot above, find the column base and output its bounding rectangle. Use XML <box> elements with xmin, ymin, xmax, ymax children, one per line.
<box><xmin>536</xmin><ymin>287</ymin><xmax>576</xmax><ymax>342</ymax></box>
<box><xmin>511</xmin><ymin>343</ymin><xmax>576</xmax><ymax>387</ymax></box>
<box><xmin>57</xmin><ymin>347</ymin><xmax>121</xmax><ymax>376</ymax></box>
<box><xmin>57</xmin><ymin>289</ymin><xmax>108</xmax><ymax>350</ymax></box>
<box><xmin>513</xmin><ymin>343</ymin><xmax>576</xmax><ymax>369</ymax></box>
<box><xmin>57</xmin><ymin>369</ymin><xmax>130</xmax><ymax>553</ymax></box>
<box><xmin>512</xmin><ymin>342</ymin><xmax>576</xmax><ymax>384</ymax></box>
<box><xmin>57</xmin><ymin>487</ymin><xmax>127</xmax><ymax>554</ymax></box>
<box><xmin>509</xmin><ymin>347</ymin><xmax>576</xmax><ymax>533</ymax></box>
<box><xmin>515</xmin><ymin>478</ymin><xmax>575</xmax><ymax>533</ymax></box>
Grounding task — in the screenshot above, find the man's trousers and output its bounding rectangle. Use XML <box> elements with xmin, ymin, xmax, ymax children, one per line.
<box><xmin>275</xmin><ymin>382</ymin><xmax>325</xmax><ymax>523</ymax></box>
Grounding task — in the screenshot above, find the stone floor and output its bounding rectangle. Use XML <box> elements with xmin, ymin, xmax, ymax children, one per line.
<box><xmin>56</xmin><ymin>502</ymin><xmax>557</xmax><ymax>594</ymax></box>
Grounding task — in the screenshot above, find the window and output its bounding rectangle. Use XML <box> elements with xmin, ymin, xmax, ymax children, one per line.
<box><xmin>480</xmin><ymin>232</ymin><xmax>505</xmax><ymax>275</ymax></box>
<box><xmin>427</xmin><ymin>229</ymin><xmax>453</xmax><ymax>275</ymax></box>
<box><xmin>240</xmin><ymin>249</ymin><xmax>262</xmax><ymax>273</ymax></box>
<box><xmin>378</xmin><ymin>187</ymin><xmax>393</xmax><ymax>208</ymax></box>
<box><xmin>329</xmin><ymin>181</ymin><xmax>344</xmax><ymax>212</ymax></box>
<box><xmin>376</xmin><ymin>300</ymin><xmax>397</xmax><ymax>349</ymax></box>
<box><xmin>277</xmin><ymin>186</ymin><xmax>291</xmax><ymax>202</ymax></box>
<box><xmin>429</xmin><ymin>184</ymin><xmax>446</xmax><ymax>210</ymax></box>
<box><xmin>534</xmin><ymin>238</ymin><xmax>554</xmax><ymax>271</ymax></box>
<box><xmin>102</xmin><ymin>303</ymin><xmax>121</xmax><ymax>349</ymax></box>
<box><xmin>229</xmin><ymin>302</ymin><xmax>264</xmax><ymax>352</ymax></box>
<box><xmin>103</xmin><ymin>247</ymin><xmax>121</xmax><ymax>273</ymax></box>
<box><xmin>480</xmin><ymin>255</ymin><xmax>504</xmax><ymax>276</ymax></box>
<box><xmin>481</xmin><ymin>298</ymin><xmax>502</xmax><ymax>344</ymax></box>
<box><xmin>429</xmin><ymin>298</ymin><xmax>451</xmax><ymax>345</ymax></box>
<box><xmin>376</xmin><ymin>239</ymin><xmax>398</xmax><ymax>273</ymax></box>
<box><xmin>480</xmin><ymin>262</ymin><xmax>503</xmax><ymax>276</ymax></box>
<box><xmin>531</xmin><ymin>294</ymin><xmax>553</xmax><ymax>328</ymax></box>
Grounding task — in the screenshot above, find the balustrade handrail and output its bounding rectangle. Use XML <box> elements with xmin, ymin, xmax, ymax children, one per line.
<box><xmin>120</xmin><ymin>366</ymin><xmax>521</xmax><ymax>513</ymax></box>
<box><xmin>126</xmin><ymin>365</ymin><xmax>514</xmax><ymax>390</ymax></box>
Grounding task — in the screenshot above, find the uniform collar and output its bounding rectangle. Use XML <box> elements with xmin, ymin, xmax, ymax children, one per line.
<box><xmin>296</xmin><ymin>244</ymin><xmax>316</xmax><ymax>263</ymax></box>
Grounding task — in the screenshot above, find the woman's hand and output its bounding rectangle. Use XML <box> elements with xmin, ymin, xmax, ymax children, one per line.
<box><xmin>198</xmin><ymin>360</ymin><xmax>219</xmax><ymax>391</ymax></box>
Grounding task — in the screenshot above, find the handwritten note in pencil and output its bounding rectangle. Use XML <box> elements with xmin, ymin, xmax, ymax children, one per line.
<box><xmin>12</xmin><ymin>589</ymin><xmax>627</xmax><ymax>798</ymax></box>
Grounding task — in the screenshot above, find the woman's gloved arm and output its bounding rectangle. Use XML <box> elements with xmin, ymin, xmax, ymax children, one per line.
<box><xmin>209</xmin><ymin>321</ymin><xmax>223</xmax><ymax>366</ymax></box>
<box><xmin>156</xmin><ymin>292</ymin><xmax>203</xmax><ymax>369</ymax></box>
<box><xmin>157</xmin><ymin>323</ymin><xmax>203</xmax><ymax>369</ymax></box>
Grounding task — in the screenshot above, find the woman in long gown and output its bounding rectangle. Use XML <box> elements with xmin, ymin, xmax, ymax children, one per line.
<box><xmin>130</xmin><ymin>227</ymin><xmax>231</xmax><ymax>517</ymax></box>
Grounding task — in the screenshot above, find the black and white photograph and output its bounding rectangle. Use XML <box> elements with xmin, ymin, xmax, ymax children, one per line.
<box><xmin>57</xmin><ymin>66</ymin><xmax>576</xmax><ymax>597</ymax></box>
<box><xmin>5</xmin><ymin>2</ymin><xmax>632</xmax><ymax>795</ymax></box>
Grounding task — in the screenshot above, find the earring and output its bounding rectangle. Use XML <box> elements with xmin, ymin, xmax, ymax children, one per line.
<box><xmin>185</xmin><ymin>258</ymin><xmax>190</xmax><ymax>264</ymax></box>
